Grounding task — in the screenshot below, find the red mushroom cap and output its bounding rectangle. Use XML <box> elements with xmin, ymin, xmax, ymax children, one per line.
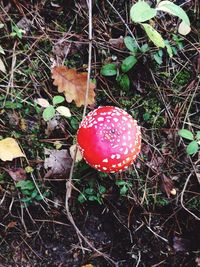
<box><xmin>77</xmin><ymin>106</ymin><xmax>141</xmax><ymax>173</ymax></box>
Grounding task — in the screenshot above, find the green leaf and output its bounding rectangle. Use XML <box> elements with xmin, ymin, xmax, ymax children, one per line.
<box><xmin>117</xmin><ymin>74</ymin><xmax>130</xmax><ymax>91</ymax></box>
<box><xmin>196</xmin><ymin>131</ymin><xmax>200</xmax><ymax>140</ymax></box>
<box><xmin>121</xmin><ymin>56</ymin><xmax>137</xmax><ymax>73</ymax></box>
<box><xmin>120</xmin><ymin>185</ymin><xmax>128</xmax><ymax>196</ymax></box>
<box><xmin>70</xmin><ymin>117</ymin><xmax>79</xmax><ymax>130</ymax></box>
<box><xmin>42</xmin><ymin>106</ymin><xmax>56</xmax><ymax>121</ymax></box>
<box><xmin>165</xmin><ymin>41</ymin><xmax>173</xmax><ymax>57</ymax></box>
<box><xmin>53</xmin><ymin>95</ymin><xmax>65</xmax><ymax>105</ymax></box>
<box><xmin>101</xmin><ymin>63</ymin><xmax>117</xmax><ymax>76</ymax></box>
<box><xmin>85</xmin><ymin>188</ymin><xmax>94</xmax><ymax>195</ymax></box>
<box><xmin>116</xmin><ymin>180</ymin><xmax>126</xmax><ymax>186</ymax></box>
<box><xmin>156</xmin><ymin>1</ymin><xmax>190</xmax><ymax>26</ymax></box>
<box><xmin>4</xmin><ymin>101</ymin><xmax>23</xmax><ymax>109</ymax></box>
<box><xmin>124</xmin><ymin>36</ymin><xmax>138</xmax><ymax>53</ymax></box>
<box><xmin>142</xmin><ymin>23</ymin><xmax>165</xmax><ymax>48</ymax></box>
<box><xmin>16</xmin><ymin>180</ymin><xmax>35</xmax><ymax>190</ymax></box>
<box><xmin>186</xmin><ymin>141</ymin><xmax>198</xmax><ymax>155</ymax></box>
<box><xmin>178</xmin><ymin>129</ymin><xmax>194</xmax><ymax>140</ymax></box>
<box><xmin>78</xmin><ymin>194</ymin><xmax>87</xmax><ymax>203</ymax></box>
<box><xmin>56</xmin><ymin>106</ymin><xmax>71</xmax><ymax>117</ymax></box>
<box><xmin>140</xmin><ymin>43</ymin><xmax>149</xmax><ymax>53</ymax></box>
<box><xmin>130</xmin><ymin>1</ymin><xmax>157</xmax><ymax>23</ymax></box>
<box><xmin>153</xmin><ymin>53</ymin><xmax>163</xmax><ymax>65</ymax></box>
<box><xmin>98</xmin><ymin>185</ymin><xmax>106</xmax><ymax>194</ymax></box>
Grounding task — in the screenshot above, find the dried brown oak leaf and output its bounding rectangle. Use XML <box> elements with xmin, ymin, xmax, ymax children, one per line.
<box><xmin>51</xmin><ymin>66</ymin><xmax>96</xmax><ymax>107</ymax></box>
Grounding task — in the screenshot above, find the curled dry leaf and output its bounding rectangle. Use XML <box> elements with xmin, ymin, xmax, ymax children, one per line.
<box><xmin>178</xmin><ymin>21</ymin><xmax>191</xmax><ymax>35</ymax></box>
<box><xmin>0</xmin><ymin>138</ymin><xmax>25</xmax><ymax>161</ymax></box>
<box><xmin>51</xmin><ymin>66</ymin><xmax>96</xmax><ymax>107</ymax></box>
<box><xmin>69</xmin><ymin>144</ymin><xmax>83</xmax><ymax>162</ymax></box>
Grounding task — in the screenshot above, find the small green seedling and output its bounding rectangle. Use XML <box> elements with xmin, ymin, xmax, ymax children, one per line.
<box><xmin>178</xmin><ymin>129</ymin><xmax>200</xmax><ymax>155</ymax></box>
<box><xmin>115</xmin><ymin>179</ymin><xmax>132</xmax><ymax>196</ymax></box>
<box><xmin>10</xmin><ymin>24</ymin><xmax>25</xmax><ymax>39</ymax></box>
<box><xmin>36</xmin><ymin>95</ymin><xmax>71</xmax><ymax>121</ymax></box>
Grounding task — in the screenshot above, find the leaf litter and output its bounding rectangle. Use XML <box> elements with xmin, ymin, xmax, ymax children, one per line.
<box><xmin>44</xmin><ymin>149</ymin><xmax>72</xmax><ymax>178</ymax></box>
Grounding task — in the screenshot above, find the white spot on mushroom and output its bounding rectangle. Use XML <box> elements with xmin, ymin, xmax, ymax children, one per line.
<box><xmin>113</xmin><ymin>118</ymin><xmax>118</xmax><ymax>122</ymax></box>
<box><xmin>118</xmin><ymin>163</ymin><xmax>122</xmax><ymax>167</ymax></box>
<box><xmin>102</xmin><ymin>158</ymin><xmax>108</xmax><ymax>163</ymax></box>
<box><xmin>102</xmin><ymin>167</ymin><xmax>107</xmax><ymax>171</ymax></box>
<box><xmin>111</xmin><ymin>154</ymin><xmax>116</xmax><ymax>159</ymax></box>
<box><xmin>98</xmin><ymin>117</ymin><xmax>104</xmax><ymax>122</ymax></box>
<box><xmin>116</xmin><ymin>154</ymin><xmax>121</xmax><ymax>159</ymax></box>
<box><xmin>124</xmin><ymin>148</ymin><xmax>128</xmax><ymax>155</ymax></box>
<box><xmin>112</xmin><ymin>164</ymin><xmax>116</xmax><ymax>168</ymax></box>
<box><xmin>128</xmin><ymin>123</ymin><xmax>131</xmax><ymax>128</ymax></box>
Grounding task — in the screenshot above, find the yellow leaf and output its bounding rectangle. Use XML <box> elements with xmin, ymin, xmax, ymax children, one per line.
<box><xmin>81</xmin><ymin>265</ymin><xmax>94</xmax><ymax>267</ymax></box>
<box><xmin>0</xmin><ymin>138</ymin><xmax>25</xmax><ymax>161</ymax></box>
<box><xmin>51</xmin><ymin>66</ymin><xmax>96</xmax><ymax>107</ymax></box>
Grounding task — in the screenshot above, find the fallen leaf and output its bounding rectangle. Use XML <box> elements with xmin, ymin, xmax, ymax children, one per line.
<box><xmin>4</xmin><ymin>167</ymin><xmax>27</xmax><ymax>181</ymax></box>
<box><xmin>0</xmin><ymin>138</ymin><xmax>25</xmax><ymax>161</ymax></box>
<box><xmin>51</xmin><ymin>66</ymin><xmax>96</xmax><ymax>107</ymax></box>
<box><xmin>17</xmin><ymin>17</ymin><xmax>32</xmax><ymax>33</ymax></box>
<box><xmin>69</xmin><ymin>144</ymin><xmax>83</xmax><ymax>162</ymax></box>
<box><xmin>161</xmin><ymin>174</ymin><xmax>174</xmax><ymax>198</ymax></box>
<box><xmin>109</xmin><ymin>36</ymin><xmax>125</xmax><ymax>49</ymax></box>
<box><xmin>35</xmin><ymin>98</ymin><xmax>50</xmax><ymax>108</ymax></box>
<box><xmin>0</xmin><ymin>57</ymin><xmax>6</xmax><ymax>73</ymax></box>
<box><xmin>81</xmin><ymin>265</ymin><xmax>94</xmax><ymax>267</ymax></box>
<box><xmin>44</xmin><ymin>149</ymin><xmax>72</xmax><ymax>178</ymax></box>
<box><xmin>6</xmin><ymin>221</ymin><xmax>17</xmax><ymax>229</ymax></box>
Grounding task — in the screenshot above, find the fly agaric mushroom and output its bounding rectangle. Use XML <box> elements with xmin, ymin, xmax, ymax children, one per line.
<box><xmin>77</xmin><ymin>106</ymin><xmax>141</xmax><ymax>173</ymax></box>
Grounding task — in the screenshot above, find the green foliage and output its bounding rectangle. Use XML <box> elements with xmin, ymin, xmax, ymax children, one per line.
<box><xmin>142</xmin><ymin>23</ymin><xmax>165</xmax><ymax>48</ymax></box>
<box><xmin>124</xmin><ymin>36</ymin><xmax>138</xmax><ymax>53</ymax></box>
<box><xmin>16</xmin><ymin>180</ymin><xmax>50</xmax><ymax>205</ymax></box>
<box><xmin>78</xmin><ymin>180</ymin><xmax>106</xmax><ymax>204</ymax></box>
<box><xmin>178</xmin><ymin>129</ymin><xmax>200</xmax><ymax>156</ymax></box>
<box><xmin>121</xmin><ymin>56</ymin><xmax>137</xmax><ymax>73</ymax></box>
<box><xmin>100</xmin><ymin>63</ymin><xmax>117</xmax><ymax>76</ymax></box>
<box><xmin>43</xmin><ymin>106</ymin><xmax>56</xmax><ymax>121</ymax></box>
<box><xmin>41</xmin><ymin>95</ymin><xmax>71</xmax><ymax>122</ymax></box>
<box><xmin>130</xmin><ymin>0</ymin><xmax>190</xmax><ymax>48</ymax></box>
<box><xmin>115</xmin><ymin>179</ymin><xmax>132</xmax><ymax>196</ymax></box>
<box><xmin>10</xmin><ymin>24</ymin><xmax>25</xmax><ymax>39</ymax></box>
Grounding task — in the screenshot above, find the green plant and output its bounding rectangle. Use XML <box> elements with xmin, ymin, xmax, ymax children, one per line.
<box><xmin>78</xmin><ymin>182</ymin><xmax>106</xmax><ymax>204</ymax></box>
<box><xmin>115</xmin><ymin>179</ymin><xmax>133</xmax><ymax>196</ymax></box>
<box><xmin>130</xmin><ymin>0</ymin><xmax>191</xmax><ymax>48</ymax></box>
<box><xmin>10</xmin><ymin>24</ymin><xmax>25</xmax><ymax>39</ymax></box>
<box><xmin>16</xmin><ymin>180</ymin><xmax>50</xmax><ymax>205</ymax></box>
<box><xmin>101</xmin><ymin>37</ymin><xmax>139</xmax><ymax>91</ymax></box>
<box><xmin>36</xmin><ymin>95</ymin><xmax>71</xmax><ymax>121</ymax></box>
<box><xmin>178</xmin><ymin>129</ymin><xmax>200</xmax><ymax>155</ymax></box>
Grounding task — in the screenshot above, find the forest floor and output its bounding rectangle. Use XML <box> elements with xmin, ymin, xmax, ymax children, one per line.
<box><xmin>0</xmin><ymin>0</ymin><xmax>200</xmax><ymax>266</ymax></box>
